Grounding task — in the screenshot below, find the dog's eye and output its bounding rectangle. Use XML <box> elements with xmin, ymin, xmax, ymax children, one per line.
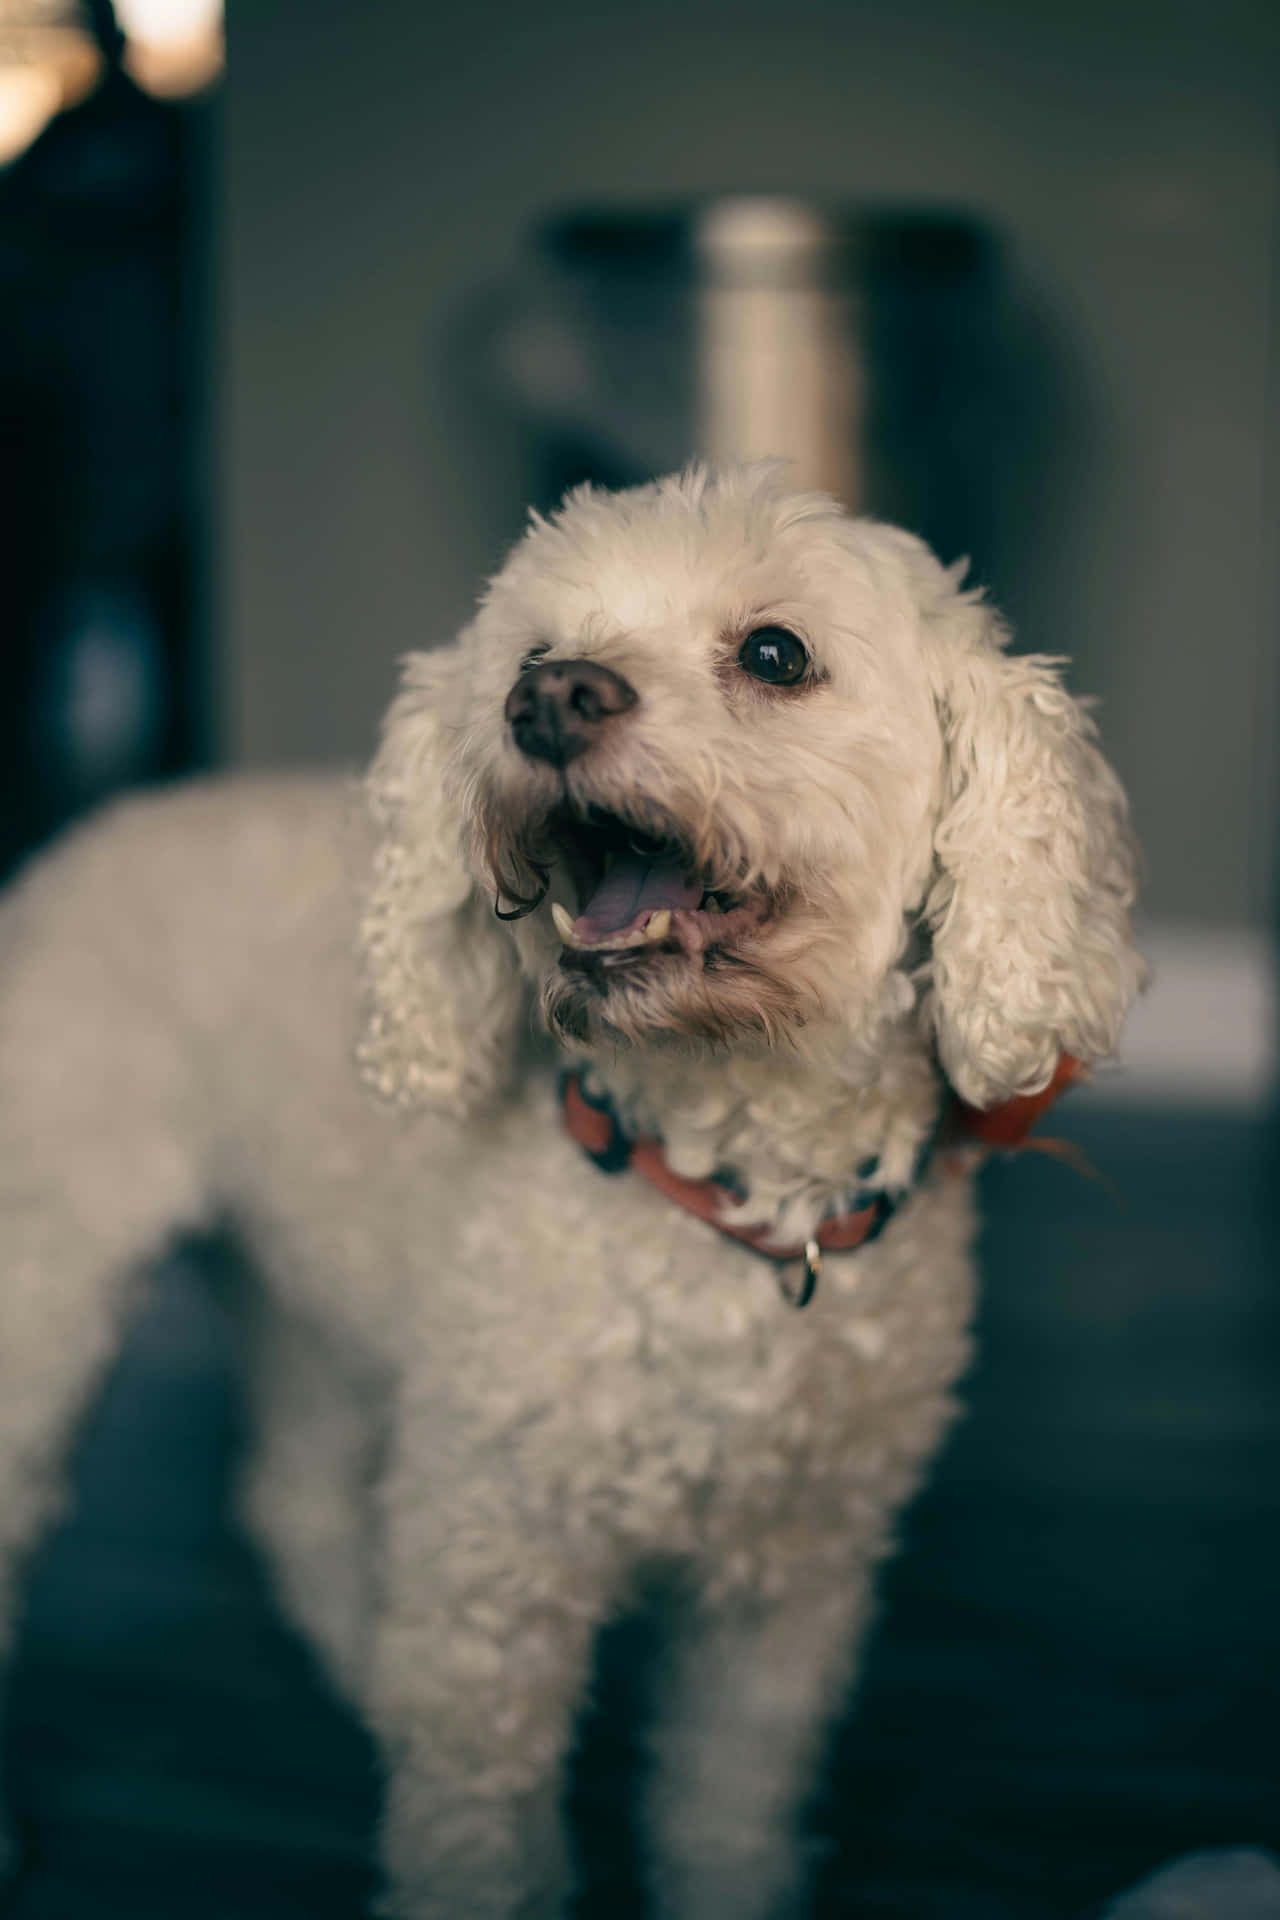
<box><xmin>738</xmin><ymin>627</ymin><xmax>809</xmax><ymax>686</ymax></box>
<box><xmin>520</xmin><ymin>644</ymin><xmax>551</xmax><ymax>674</ymax></box>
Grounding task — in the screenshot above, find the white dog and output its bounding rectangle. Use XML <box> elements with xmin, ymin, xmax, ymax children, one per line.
<box><xmin>0</xmin><ymin>466</ymin><xmax>1142</xmax><ymax>1917</ymax></box>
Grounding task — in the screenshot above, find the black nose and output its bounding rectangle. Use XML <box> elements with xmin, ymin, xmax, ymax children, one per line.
<box><xmin>504</xmin><ymin>658</ymin><xmax>638</xmax><ymax>768</ymax></box>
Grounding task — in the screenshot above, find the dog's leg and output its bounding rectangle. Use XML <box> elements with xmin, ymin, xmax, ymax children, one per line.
<box><xmin>239</xmin><ymin>1302</ymin><xmax>384</xmax><ymax>1705</ymax></box>
<box><xmin>0</xmin><ymin>889</ymin><xmax>207</xmax><ymax>1875</ymax></box>
<box><xmin>644</xmin><ymin>1578</ymin><xmax>867</xmax><ymax>1920</ymax></box>
<box><xmin>369</xmin><ymin>1586</ymin><xmax>597</xmax><ymax>1920</ymax></box>
<box><xmin>367</xmin><ymin>1420</ymin><xmax>608</xmax><ymax>1920</ymax></box>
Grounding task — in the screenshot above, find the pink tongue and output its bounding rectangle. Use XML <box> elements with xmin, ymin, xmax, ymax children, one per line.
<box><xmin>575</xmin><ymin>848</ymin><xmax>702</xmax><ymax>939</ymax></box>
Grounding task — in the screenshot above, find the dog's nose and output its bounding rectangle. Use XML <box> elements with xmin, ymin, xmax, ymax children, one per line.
<box><xmin>504</xmin><ymin>658</ymin><xmax>638</xmax><ymax>768</ymax></box>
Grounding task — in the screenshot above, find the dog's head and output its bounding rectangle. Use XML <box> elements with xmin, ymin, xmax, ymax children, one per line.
<box><xmin>360</xmin><ymin>466</ymin><xmax>1143</xmax><ymax>1113</ymax></box>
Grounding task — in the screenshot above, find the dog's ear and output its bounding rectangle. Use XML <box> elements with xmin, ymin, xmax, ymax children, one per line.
<box><xmin>358</xmin><ymin>637</ymin><xmax>522</xmax><ymax>1114</ymax></box>
<box><xmin>917</xmin><ymin>563</ymin><xmax>1145</xmax><ymax>1108</ymax></box>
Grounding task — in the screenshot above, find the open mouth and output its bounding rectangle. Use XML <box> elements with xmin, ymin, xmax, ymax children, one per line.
<box><xmin>546</xmin><ymin>807</ymin><xmax>770</xmax><ymax>972</ymax></box>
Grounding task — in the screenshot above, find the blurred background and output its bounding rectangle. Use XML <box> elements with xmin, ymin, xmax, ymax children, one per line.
<box><xmin>1</xmin><ymin>1</ymin><xmax>1278</xmax><ymax>1916</ymax></box>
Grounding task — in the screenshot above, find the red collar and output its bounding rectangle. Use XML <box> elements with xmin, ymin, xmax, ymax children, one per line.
<box><xmin>561</xmin><ymin>1055</ymin><xmax>1083</xmax><ymax>1307</ymax></box>
<box><xmin>947</xmin><ymin>1053</ymin><xmax>1084</xmax><ymax>1149</ymax></box>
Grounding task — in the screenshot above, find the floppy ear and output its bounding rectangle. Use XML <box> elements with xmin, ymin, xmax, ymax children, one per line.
<box><xmin>919</xmin><ymin>571</ymin><xmax>1145</xmax><ymax>1108</ymax></box>
<box><xmin>357</xmin><ymin>638</ymin><xmax>523</xmax><ymax>1114</ymax></box>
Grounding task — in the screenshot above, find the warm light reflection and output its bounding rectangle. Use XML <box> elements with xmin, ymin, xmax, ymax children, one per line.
<box><xmin>0</xmin><ymin>57</ymin><xmax>58</xmax><ymax>162</ymax></box>
<box><xmin>115</xmin><ymin>0</ymin><xmax>222</xmax><ymax>97</ymax></box>
<box><xmin>0</xmin><ymin>4</ymin><xmax>101</xmax><ymax>167</ymax></box>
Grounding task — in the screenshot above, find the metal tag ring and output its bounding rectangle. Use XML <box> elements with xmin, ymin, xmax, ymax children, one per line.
<box><xmin>778</xmin><ymin>1239</ymin><xmax>821</xmax><ymax>1309</ymax></box>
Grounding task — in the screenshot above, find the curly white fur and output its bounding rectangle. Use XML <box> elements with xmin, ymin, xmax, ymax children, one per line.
<box><xmin>0</xmin><ymin>466</ymin><xmax>1142</xmax><ymax>1916</ymax></box>
<box><xmin>360</xmin><ymin>464</ymin><xmax>1142</xmax><ymax>1219</ymax></box>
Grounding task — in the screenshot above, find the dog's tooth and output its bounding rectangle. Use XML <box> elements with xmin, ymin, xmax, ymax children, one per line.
<box><xmin>703</xmin><ymin>896</ymin><xmax>723</xmax><ymax>915</ymax></box>
<box><xmin>644</xmin><ymin>909</ymin><xmax>672</xmax><ymax>943</ymax></box>
<box><xmin>551</xmin><ymin>902</ymin><xmax>581</xmax><ymax>947</ymax></box>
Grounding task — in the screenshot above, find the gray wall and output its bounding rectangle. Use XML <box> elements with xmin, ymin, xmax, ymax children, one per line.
<box><xmin>224</xmin><ymin>0</ymin><xmax>1279</xmax><ymax>932</ymax></box>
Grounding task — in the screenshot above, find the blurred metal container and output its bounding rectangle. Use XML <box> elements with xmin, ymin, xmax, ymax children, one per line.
<box><xmin>482</xmin><ymin>196</ymin><xmax>1004</xmax><ymax>581</ymax></box>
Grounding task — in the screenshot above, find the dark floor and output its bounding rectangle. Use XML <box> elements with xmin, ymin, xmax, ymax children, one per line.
<box><xmin>4</xmin><ymin>1105</ymin><xmax>1278</xmax><ymax>1917</ymax></box>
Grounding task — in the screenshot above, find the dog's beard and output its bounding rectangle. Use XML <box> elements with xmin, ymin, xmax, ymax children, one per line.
<box><xmin>540</xmin><ymin>938</ymin><xmax>805</xmax><ymax>1053</ymax></box>
<box><xmin>476</xmin><ymin>783</ymin><xmax>835</xmax><ymax>1055</ymax></box>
